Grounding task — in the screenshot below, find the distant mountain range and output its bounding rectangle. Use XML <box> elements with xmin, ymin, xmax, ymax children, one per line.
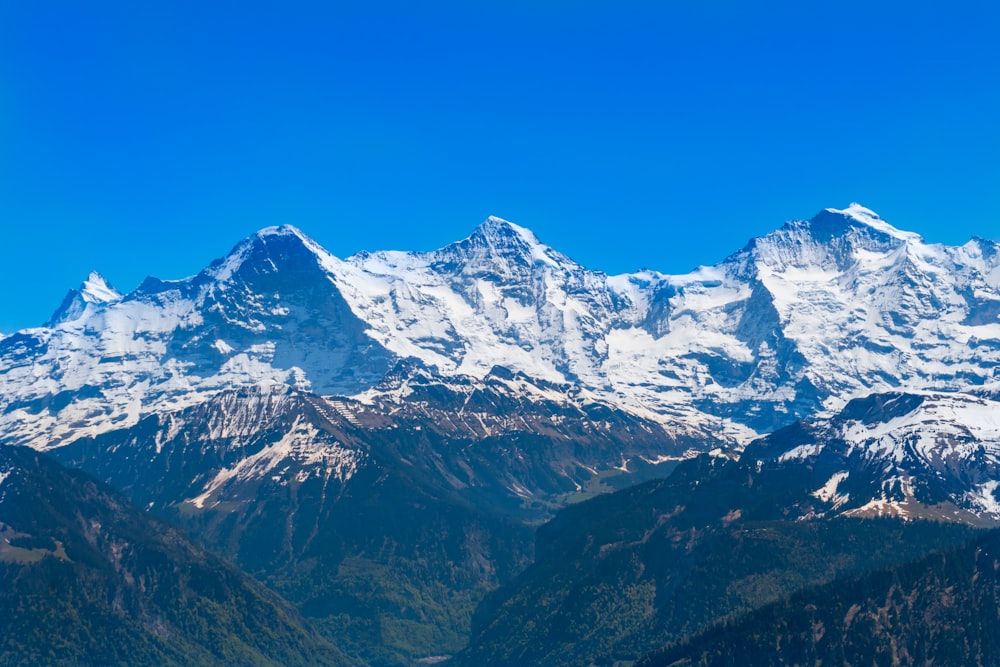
<box><xmin>6</xmin><ymin>204</ymin><xmax>1000</xmax><ymax>452</ymax></box>
<box><xmin>3</xmin><ymin>204</ymin><xmax>1000</xmax><ymax>665</ymax></box>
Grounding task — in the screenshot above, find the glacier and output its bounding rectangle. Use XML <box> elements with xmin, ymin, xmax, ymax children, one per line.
<box><xmin>2</xmin><ymin>204</ymin><xmax>1000</xmax><ymax>453</ymax></box>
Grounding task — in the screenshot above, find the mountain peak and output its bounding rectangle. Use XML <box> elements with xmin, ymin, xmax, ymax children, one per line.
<box><xmin>251</xmin><ymin>224</ymin><xmax>313</xmax><ymax>243</ymax></box>
<box><xmin>429</xmin><ymin>216</ymin><xmax>573</xmax><ymax>274</ymax></box>
<box><xmin>744</xmin><ymin>204</ymin><xmax>923</xmax><ymax>263</ymax></box>
<box><xmin>821</xmin><ymin>204</ymin><xmax>922</xmax><ymax>243</ymax></box>
<box><xmin>207</xmin><ymin>224</ymin><xmax>330</xmax><ymax>285</ymax></box>
<box><xmin>472</xmin><ymin>216</ymin><xmax>543</xmax><ymax>247</ymax></box>
<box><xmin>80</xmin><ymin>271</ymin><xmax>121</xmax><ymax>304</ymax></box>
<box><xmin>45</xmin><ymin>271</ymin><xmax>122</xmax><ymax>326</ymax></box>
<box><xmin>831</xmin><ymin>202</ymin><xmax>882</xmax><ymax>222</ymax></box>
<box><xmin>242</xmin><ymin>223</ymin><xmax>325</xmax><ymax>259</ymax></box>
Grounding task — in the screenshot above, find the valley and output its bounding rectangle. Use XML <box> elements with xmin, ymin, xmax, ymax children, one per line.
<box><xmin>3</xmin><ymin>204</ymin><xmax>1000</xmax><ymax>664</ymax></box>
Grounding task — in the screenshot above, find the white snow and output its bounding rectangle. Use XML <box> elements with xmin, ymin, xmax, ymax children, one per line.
<box><xmin>840</xmin><ymin>393</ymin><xmax>1000</xmax><ymax>465</ymax></box>
<box><xmin>779</xmin><ymin>444</ymin><xmax>825</xmax><ymax>462</ymax></box>
<box><xmin>812</xmin><ymin>471</ymin><xmax>850</xmax><ymax>508</ymax></box>
<box><xmin>189</xmin><ymin>415</ymin><xmax>361</xmax><ymax>509</ymax></box>
<box><xmin>967</xmin><ymin>480</ymin><xmax>1000</xmax><ymax>517</ymax></box>
<box><xmin>842</xmin><ymin>497</ymin><xmax>909</xmax><ymax>519</ymax></box>
<box><xmin>831</xmin><ymin>203</ymin><xmax>924</xmax><ymax>244</ymax></box>
<box><xmin>3</xmin><ymin>205</ymin><xmax>1000</xmax><ymax>464</ymax></box>
<box><xmin>80</xmin><ymin>272</ymin><xmax>121</xmax><ymax>304</ymax></box>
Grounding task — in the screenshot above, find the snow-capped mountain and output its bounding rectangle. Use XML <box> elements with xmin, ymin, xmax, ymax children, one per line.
<box><xmin>747</xmin><ymin>390</ymin><xmax>1000</xmax><ymax>521</ymax></box>
<box><xmin>334</xmin><ymin>217</ymin><xmax>628</xmax><ymax>384</ymax></box>
<box><xmin>0</xmin><ymin>227</ymin><xmax>394</xmax><ymax>449</ymax></box>
<box><xmin>45</xmin><ymin>271</ymin><xmax>122</xmax><ymax>326</ymax></box>
<box><xmin>613</xmin><ymin>204</ymin><xmax>1000</xmax><ymax>431</ymax></box>
<box><xmin>2</xmin><ymin>204</ymin><xmax>1000</xmax><ymax>452</ymax></box>
<box><xmin>7</xmin><ymin>204</ymin><xmax>1000</xmax><ymax>666</ymax></box>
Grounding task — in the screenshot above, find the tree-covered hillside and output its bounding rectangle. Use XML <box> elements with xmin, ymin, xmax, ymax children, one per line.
<box><xmin>0</xmin><ymin>444</ymin><xmax>351</xmax><ymax>667</ymax></box>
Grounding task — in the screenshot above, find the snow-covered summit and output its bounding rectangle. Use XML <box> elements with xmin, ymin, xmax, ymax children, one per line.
<box><xmin>4</xmin><ymin>205</ymin><xmax>1000</xmax><ymax>451</ymax></box>
<box><xmin>331</xmin><ymin>215</ymin><xmax>620</xmax><ymax>385</ymax></box>
<box><xmin>472</xmin><ymin>216</ymin><xmax>544</xmax><ymax>248</ymax></box>
<box><xmin>828</xmin><ymin>203</ymin><xmax>922</xmax><ymax>241</ymax></box>
<box><xmin>200</xmin><ymin>223</ymin><xmax>328</xmax><ymax>286</ymax></box>
<box><xmin>253</xmin><ymin>223</ymin><xmax>311</xmax><ymax>240</ymax></box>
<box><xmin>80</xmin><ymin>271</ymin><xmax>121</xmax><ymax>303</ymax></box>
<box><xmin>728</xmin><ymin>203</ymin><xmax>925</xmax><ymax>276</ymax></box>
<box><xmin>45</xmin><ymin>271</ymin><xmax>122</xmax><ymax>326</ymax></box>
<box><xmin>432</xmin><ymin>215</ymin><xmax>575</xmax><ymax>276</ymax></box>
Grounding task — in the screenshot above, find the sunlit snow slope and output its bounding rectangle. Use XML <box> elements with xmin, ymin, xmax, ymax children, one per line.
<box><xmin>748</xmin><ymin>390</ymin><xmax>1000</xmax><ymax>521</ymax></box>
<box><xmin>2</xmin><ymin>204</ymin><xmax>999</xmax><ymax>450</ymax></box>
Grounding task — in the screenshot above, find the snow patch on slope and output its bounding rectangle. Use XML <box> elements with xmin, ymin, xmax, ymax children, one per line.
<box><xmin>841</xmin><ymin>393</ymin><xmax>1000</xmax><ymax>464</ymax></box>
<box><xmin>188</xmin><ymin>415</ymin><xmax>361</xmax><ymax>509</ymax></box>
<box><xmin>812</xmin><ymin>471</ymin><xmax>850</xmax><ymax>509</ymax></box>
<box><xmin>967</xmin><ymin>481</ymin><xmax>1000</xmax><ymax>517</ymax></box>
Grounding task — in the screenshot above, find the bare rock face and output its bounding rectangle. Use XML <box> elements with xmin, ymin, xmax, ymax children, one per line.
<box><xmin>4</xmin><ymin>205</ymin><xmax>1000</xmax><ymax>665</ymax></box>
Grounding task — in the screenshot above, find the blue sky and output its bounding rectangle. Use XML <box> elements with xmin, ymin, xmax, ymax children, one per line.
<box><xmin>1</xmin><ymin>1</ymin><xmax>998</xmax><ymax>332</ymax></box>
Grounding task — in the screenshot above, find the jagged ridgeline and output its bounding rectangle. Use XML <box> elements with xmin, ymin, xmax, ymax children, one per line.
<box><xmin>3</xmin><ymin>204</ymin><xmax>1000</xmax><ymax>665</ymax></box>
<box><xmin>6</xmin><ymin>204</ymin><xmax>1000</xmax><ymax>453</ymax></box>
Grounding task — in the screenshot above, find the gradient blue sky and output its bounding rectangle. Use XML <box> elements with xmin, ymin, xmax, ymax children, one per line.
<box><xmin>2</xmin><ymin>1</ymin><xmax>998</xmax><ymax>332</ymax></box>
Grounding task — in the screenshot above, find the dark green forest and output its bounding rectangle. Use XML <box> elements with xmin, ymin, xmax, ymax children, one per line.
<box><xmin>0</xmin><ymin>445</ymin><xmax>350</xmax><ymax>667</ymax></box>
<box><xmin>641</xmin><ymin>527</ymin><xmax>1000</xmax><ymax>666</ymax></box>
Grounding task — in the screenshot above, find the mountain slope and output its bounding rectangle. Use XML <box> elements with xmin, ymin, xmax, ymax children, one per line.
<box><xmin>459</xmin><ymin>386</ymin><xmax>1000</xmax><ymax>665</ymax></box>
<box><xmin>640</xmin><ymin>527</ymin><xmax>1000</xmax><ymax>667</ymax></box>
<box><xmin>3</xmin><ymin>205</ymin><xmax>1000</xmax><ymax>663</ymax></box>
<box><xmin>455</xmin><ymin>455</ymin><xmax>981</xmax><ymax>667</ymax></box>
<box><xmin>49</xmin><ymin>385</ymin><xmax>540</xmax><ymax>666</ymax></box>
<box><xmin>612</xmin><ymin>204</ymin><xmax>1000</xmax><ymax>431</ymax></box>
<box><xmin>746</xmin><ymin>390</ymin><xmax>1000</xmax><ymax>521</ymax></box>
<box><xmin>42</xmin><ymin>353</ymin><xmax>715</xmax><ymax>665</ymax></box>
<box><xmin>0</xmin><ymin>444</ymin><xmax>351</xmax><ymax>667</ymax></box>
<box><xmin>5</xmin><ymin>205</ymin><xmax>1000</xmax><ymax>452</ymax></box>
<box><xmin>0</xmin><ymin>225</ymin><xmax>393</xmax><ymax>450</ymax></box>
